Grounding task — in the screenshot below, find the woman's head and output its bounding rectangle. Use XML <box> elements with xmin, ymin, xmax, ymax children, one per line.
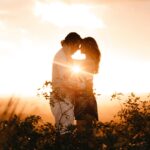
<box><xmin>81</xmin><ymin>37</ymin><xmax>101</xmax><ymax>74</ymax></box>
<box><xmin>61</xmin><ymin>32</ymin><xmax>82</xmax><ymax>54</ymax></box>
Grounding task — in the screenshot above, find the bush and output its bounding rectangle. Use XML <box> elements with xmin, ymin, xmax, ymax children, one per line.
<box><xmin>0</xmin><ymin>92</ymin><xmax>149</xmax><ymax>149</ymax></box>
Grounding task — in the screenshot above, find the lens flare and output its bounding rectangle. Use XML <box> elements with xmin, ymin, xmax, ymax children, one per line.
<box><xmin>72</xmin><ymin>65</ymin><xmax>81</xmax><ymax>73</ymax></box>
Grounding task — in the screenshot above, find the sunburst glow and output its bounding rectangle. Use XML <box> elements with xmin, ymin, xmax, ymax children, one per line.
<box><xmin>0</xmin><ymin>0</ymin><xmax>150</xmax><ymax>98</ymax></box>
<box><xmin>72</xmin><ymin>50</ymin><xmax>86</xmax><ymax>60</ymax></box>
<box><xmin>72</xmin><ymin>65</ymin><xmax>81</xmax><ymax>73</ymax></box>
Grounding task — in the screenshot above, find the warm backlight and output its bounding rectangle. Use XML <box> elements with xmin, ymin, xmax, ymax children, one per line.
<box><xmin>72</xmin><ymin>65</ymin><xmax>81</xmax><ymax>73</ymax></box>
<box><xmin>71</xmin><ymin>50</ymin><xmax>86</xmax><ymax>60</ymax></box>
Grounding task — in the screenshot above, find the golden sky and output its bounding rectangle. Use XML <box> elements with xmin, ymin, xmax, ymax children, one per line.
<box><xmin>0</xmin><ymin>0</ymin><xmax>150</xmax><ymax>97</ymax></box>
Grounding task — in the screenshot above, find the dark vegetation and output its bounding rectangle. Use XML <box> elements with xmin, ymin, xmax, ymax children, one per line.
<box><xmin>0</xmin><ymin>82</ymin><xmax>149</xmax><ymax>149</ymax></box>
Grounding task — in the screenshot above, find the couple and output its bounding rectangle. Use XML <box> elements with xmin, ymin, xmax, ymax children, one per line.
<box><xmin>51</xmin><ymin>32</ymin><xmax>101</xmax><ymax>134</ymax></box>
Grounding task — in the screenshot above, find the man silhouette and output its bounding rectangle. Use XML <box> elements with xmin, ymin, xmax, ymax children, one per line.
<box><xmin>51</xmin><ymin>32</ymin><xmax>82</xmax><ymax>134</ymax></box>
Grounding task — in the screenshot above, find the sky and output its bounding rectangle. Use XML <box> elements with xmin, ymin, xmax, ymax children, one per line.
<box><xmin>0</xmin><ymin>0</ymin><xmax>150</xmax><ymax>98</ymax></box>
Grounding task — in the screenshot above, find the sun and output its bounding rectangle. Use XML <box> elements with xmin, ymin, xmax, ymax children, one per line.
<box><xmin>72</xmin><ymin>65</ymin><xmax>81</xmax><ymax>73</ymax></box>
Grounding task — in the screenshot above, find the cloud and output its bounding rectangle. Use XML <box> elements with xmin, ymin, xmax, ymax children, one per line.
<box><xmin>67</xmin><ymin>0</ymin><xmax>145</xmax><ymax>4</ymax></box>
<box><xmin>0</xmin><ymin>0</ymin><xmax>34</xmax><ymax>10</ymax></box>
<box><xmin>0</xmin><ymin>0</ymin><xmax>35</xmax><ymax>25</ymax></box>
<box><xmin>0</xmin><ymin>20</ymin><xmax>6</xmax><ymax>30</ymax></box>
<box><xmin>34</xmin><ymin>1</ymin><xmax>105</xmax><ymax>29</ymax></box>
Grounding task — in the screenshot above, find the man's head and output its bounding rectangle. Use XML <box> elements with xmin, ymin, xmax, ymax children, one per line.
<box><xmin>61</xmin><ymin>32</ymin><xmax>82</xmax><ymax>54</ymax></box>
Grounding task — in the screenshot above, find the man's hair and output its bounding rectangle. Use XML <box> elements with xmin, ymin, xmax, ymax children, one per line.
<box><xmin>61</xmin><ymin>32</ymin><xmax>81</xmax><ymax>46</ymax></box>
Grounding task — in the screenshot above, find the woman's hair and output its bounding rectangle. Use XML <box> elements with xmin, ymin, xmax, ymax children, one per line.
<box><xmin>61</xmin><ymin>32</ymin><xmax>82</xmax><ymax>47</ymax></box>
<box><xmin>81</xmin><ymin>37</ymin><xmax>101</xmax><ymax>74</ymax></box>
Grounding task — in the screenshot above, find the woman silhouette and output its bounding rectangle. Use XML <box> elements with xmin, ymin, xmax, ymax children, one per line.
<box><xmin>72</xmin><ymin>37</ymin><xmax>101</xmax><ymax>133</ymax></box>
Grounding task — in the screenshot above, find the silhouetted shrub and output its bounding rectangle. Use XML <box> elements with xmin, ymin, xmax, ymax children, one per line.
<box><xmin>0</xmin><ymin>92</ymin><xmax>149</xmax><ymax>149</ymax></box>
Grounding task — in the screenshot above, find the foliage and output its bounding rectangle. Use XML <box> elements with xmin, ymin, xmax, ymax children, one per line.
<box><xmin>0</xmin><ymin>92</ymin><xmax>150</xmax><ymax>149</ymax></box>
<box><xmin>109</xmin><ymin>92</ymin><xmax>150</xmax><ymax>149</ymax></box>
